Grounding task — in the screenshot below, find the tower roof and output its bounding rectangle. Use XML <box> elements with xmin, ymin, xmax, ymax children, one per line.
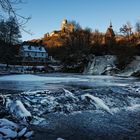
<box><xmin>110</xmin><ymin>21</ymin><xmax>112</xmax><ymax>28</ymax></box>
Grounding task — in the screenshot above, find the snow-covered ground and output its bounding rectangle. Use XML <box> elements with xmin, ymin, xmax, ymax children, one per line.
<box><xmin>0</xmin><ymin>74</ymin><xmax>140</xmax><ymax>140</ymax></box>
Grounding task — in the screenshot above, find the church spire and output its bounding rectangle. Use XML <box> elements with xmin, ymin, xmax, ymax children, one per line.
<box><xmin>110</xmin><ymin>21</ymin><xmax>112</xmax><ymax>28</ymax></box>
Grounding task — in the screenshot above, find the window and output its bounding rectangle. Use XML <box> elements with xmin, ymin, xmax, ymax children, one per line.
<box><xmin>28</xmin><ymin>46</ymin><xmax>31</xmax><ymax>50</ymax></box>
<box><xmin>39</xmin><ymin>47</ymin><xmax>42</xmax><ymax>51</ymax></box>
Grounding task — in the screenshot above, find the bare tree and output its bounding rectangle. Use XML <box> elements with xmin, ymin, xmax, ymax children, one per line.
<box><xmin>92</xmin><ymin>29</ymin><xmax>104</xmax><ymax>45</ymax></box>
<box><xmin>135</xmin><ymin>21</ymin><xmax>140</xmax><ymax>37</ymax></box>
<box><xmin>0</xmin><ymin>0</ymin><xmax>31</xmax><ymax>34</ymax></box>
<box><xmin>68</xmin><ymin>20</ymin><xmax>82</xmax><ymax>31</ymax></box>
<box><xmin>120</xmin><ymin>22</ymin><xmax>132</xmax><ymax>37</ymax></box>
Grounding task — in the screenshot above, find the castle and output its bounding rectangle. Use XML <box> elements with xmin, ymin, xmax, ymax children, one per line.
<box><xmin>48</xmin><ymin>19</ymin><xmax>75</xmax><ymax>37</ymax></box>
<box><xmin>43</xmin><ymin>20</ymin><xmax>116</xmax><ymax>47</ymax></box>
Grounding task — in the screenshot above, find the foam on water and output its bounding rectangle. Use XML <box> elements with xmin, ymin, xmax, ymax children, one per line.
<box><xmin>81</xmin><ymin>94</ymin><xmax>112</xmax><ymax>114</ymax></box>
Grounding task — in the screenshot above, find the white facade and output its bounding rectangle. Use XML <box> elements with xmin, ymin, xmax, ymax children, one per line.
<box><xmin>19</xmin><ymin>45</ymin><xmax>48</xmax><ymax>65</ymax></box>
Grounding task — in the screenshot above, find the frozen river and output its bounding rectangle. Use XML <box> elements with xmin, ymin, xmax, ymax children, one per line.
<box><xmin>0</xmin><ymin>74</ymin><xmax>140</xmax><ymax>140</ymax></box>
<box><xmin>0</xmin><ymin>73</ymin><xmax>139</xmax><ymax>90</ymax></box>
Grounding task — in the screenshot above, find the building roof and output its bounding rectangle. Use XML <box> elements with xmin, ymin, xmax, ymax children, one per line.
<box><xmin>21</xmin><ymin>45</ymin><xmax>46</xmax><ymax>53</ymax></box>
<box><xmin>106</xmin><ymin>27</ymin><xmax>115</xmax><ymax>37</ymax></box>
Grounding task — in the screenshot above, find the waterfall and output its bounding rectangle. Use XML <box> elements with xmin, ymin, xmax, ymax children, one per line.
<box><xmin>83</xmin><ymin>55</ymin><xmax>117</xmax><ymax>75</ymax></box>
<box><xmin>120</xmin><ymin>56</ymin><xmax>140</xmax><ymax>76</ymax></box>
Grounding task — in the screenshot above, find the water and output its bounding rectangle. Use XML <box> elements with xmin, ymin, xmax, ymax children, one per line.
<box><xmin>0</xmin><ymin>74</ymin><xmax>140</xmax><ymax>140</ymax></box>
<box><xmin>0</xmin><ymin>74</ymin><xmax>139</xmax><ymax>90</ymax></box>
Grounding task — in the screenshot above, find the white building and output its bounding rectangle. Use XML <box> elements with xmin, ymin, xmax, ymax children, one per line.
<box><xmin>19</xmin><ymin>45</ymin><xmax>48</xmax><ymax>65</ymax></box>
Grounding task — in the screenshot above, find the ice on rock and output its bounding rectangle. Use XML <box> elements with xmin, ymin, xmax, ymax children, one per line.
<box><xmin>0</xmin><ymin>127</ymin><xmax>17</xmax><ymax>138</ymax></box>
<box><xmin>125</xmin><ymin>104</ymin><xmax>140</xmax><ymax>111</ymax></box>
<box><xmin>0</xmin><ymin>119</ymin><xmax>18</xmax><ymax>130</ymax></box>
<box><xmin>6</xmin><ymin>99</ymin><xmax>32</xmax><ymax>121</ymax></box>
<box><xmin>24</xmin><ymin>131</ymin><xmax>34</xmax><ymax>138</ymax></box>
<box><xmin>0</xmin><ymin>118</ymin><xmax>34</xmax><ymax>139</ymax></box>
<box><xmin>63</xmin><ymin>89</ymin><xmax>78</xmax><ymax>101</ymax></box>
<box><xmin>17</xmin><ymin>127</ymin><xmax>27</xmax><ymax>137</ymax></box>
<box><xmin>31</xmin><ymin>116</ymin><xmax>48</xmax><ymax>126</ymax></box>
<box><xmin>57</xmin><ymin>138</ymin><xmax>65</xmax><ymax>140</ymax></box>
<box><xmin>0</xmin><ymin>134</ymin><xmax>3</xmax><ymax>140</ymax></box>
<box><xmin>0</xmin><ymin>119</ymin><xmax>18</xmax><ymax>139</ymax></box>
<box><xmin>81</xmin><ymin>94</ymin><xmax>112</xmax><ymax>114</ymax></box>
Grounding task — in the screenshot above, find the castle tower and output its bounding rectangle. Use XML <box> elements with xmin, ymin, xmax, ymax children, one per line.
<box><xmin>61</xmin><ymin>19</ymin><xmax>67</xmax><ymax>32</ymax></box>
<box><xmin>61</xmin><ymin>19</ymin><xmax>74</xmax><ymax>33</ymax></box>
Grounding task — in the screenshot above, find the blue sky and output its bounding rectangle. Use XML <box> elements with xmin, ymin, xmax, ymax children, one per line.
<box><xmin>18</xmin><ymin>0</ymin><xmax>140</xmax><ymax>41</ymax></box>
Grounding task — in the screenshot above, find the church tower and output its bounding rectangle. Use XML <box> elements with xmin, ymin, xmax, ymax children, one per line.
<box><xmin>105</xmin><ymin>22</ymin><xmax>116</xmax><ymax>46</ymax></box>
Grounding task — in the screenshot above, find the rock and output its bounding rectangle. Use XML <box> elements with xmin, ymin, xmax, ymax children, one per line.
<box><xmin>102</xmin><ymin>65</ymin><xmax>119</xmax><ymax>75</ymax></box>
<box><xmin>6</xmin><ymin>99</ymin><xmax>32</xmax><ymax>122</ymax></box>
<box><xmin>63</xmin><ymin>88</ymin><xmax>78</xmax><ymax>101</ymax></box>
<box><xmin>24</xmin><ymin>131</ymin><xmax>34</xmax><ymax>138</ymax></box>
<box><xmin>57</xmin><ymin>138</ymin><xmax>65</xmax><ymax>140</ymax></box>
<box><xmin>0</xmin><ymin>119</ymin><xmax>18</xmax><ymax>130</ymax></box>
<box><xmin>17</xmin><ymin>127</ymin><xmax>27</xmax><ymax>137</ymax></box>
<box><xmin>0</xmin><ymin>127</ymin><xmax>17</xmax><ymax>138</ymax></box>
<box><xmin>0</xmin><ymin>134</ymin><xmax>3</xmax><ymax>140</ymax></box>
<box><xmin>131</xmin><ymin>71</ymin><xmax>140</xmax><ymax>77</ymax></box>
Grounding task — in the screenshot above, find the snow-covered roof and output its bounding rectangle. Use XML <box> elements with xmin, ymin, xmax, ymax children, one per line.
<box><xmin>21</xmin><ymin>45</ymin><xmax>47</xmax><ymax>53</ymax></box>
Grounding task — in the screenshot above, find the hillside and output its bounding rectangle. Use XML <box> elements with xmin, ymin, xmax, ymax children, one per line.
<box><xmin>25</xmin><ymin>20</ymin><xmax>140</xmax><ymax>73</ymax></box>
